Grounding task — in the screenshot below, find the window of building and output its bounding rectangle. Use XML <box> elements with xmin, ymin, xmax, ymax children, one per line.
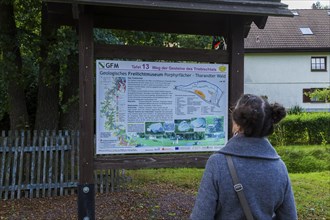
<box><xmin>292</xmin><ymin>11</ymin><xmax>299</xmax><ymax>16</ymax></box>
<box><xmin>300</xmin><ymin>27</ymin><xmax>313</xmax><ymax>35</ymax></box>
<box><xmin>311</xmin><ymin>57</ymin><xmax>327</xmax><ymax>71</ymax></box>
<box><xmin>303</xmin><ymin>88</ymin><xmax>327</xmax><ymax>103</ymax></box>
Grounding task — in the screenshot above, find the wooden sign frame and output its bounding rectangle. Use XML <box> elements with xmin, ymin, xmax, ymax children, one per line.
<box><xmin>43</xmin><ymin>1</ymin><xmax>292</xmax><ymax>219</ymax></box>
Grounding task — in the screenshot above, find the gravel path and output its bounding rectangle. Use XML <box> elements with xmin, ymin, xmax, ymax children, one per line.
<box><xmin>0</xmin><ymin>183</ymin><xmax>196</xmax><ymax>220</ymax></box>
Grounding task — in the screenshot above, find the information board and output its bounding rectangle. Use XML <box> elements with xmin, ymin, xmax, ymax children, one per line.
<box><xmin>96</xmin><ymin>60</ymin><xmax>228</xmax><ymax>154</ymax></box>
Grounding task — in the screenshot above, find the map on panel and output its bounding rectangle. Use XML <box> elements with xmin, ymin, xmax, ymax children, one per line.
<box><xmin>174</xmin><ymin>81</ymin><xmax>224</xmax><ymax>107</ymax></box>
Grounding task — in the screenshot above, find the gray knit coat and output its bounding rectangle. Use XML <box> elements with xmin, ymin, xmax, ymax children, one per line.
<box><xmin>190</xmin><ymin>134</ymin><xmax>297</xmax><ymax>220</ymax></box>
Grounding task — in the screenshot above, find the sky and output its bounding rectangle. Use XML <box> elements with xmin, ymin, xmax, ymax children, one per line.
<box><xmin>281</xmin><ymin>0</ymin><xmax>330</xmax><ymax>9</ymax></box>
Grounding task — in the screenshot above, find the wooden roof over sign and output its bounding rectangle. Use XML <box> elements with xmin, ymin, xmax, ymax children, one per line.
<box><xmin>44</xmin><ymin>0</ymin><xmax>293</xmax><ymax>36</ymax></box>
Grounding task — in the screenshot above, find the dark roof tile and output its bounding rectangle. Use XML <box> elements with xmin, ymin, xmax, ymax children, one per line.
<box><xmin>245</xmin><ymin>9</ymin><xmax>330</xmax><ymax>49</ymax></box>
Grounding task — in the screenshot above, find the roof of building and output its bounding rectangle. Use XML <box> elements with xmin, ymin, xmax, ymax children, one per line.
<box><xmin>45</xmin><ymin>0</ymin><xmax>292</xmax><ymax>17</ymax></box>
<box><xmin>245</xmin><ymin>9</ymin><xmax>330</xmax><ymax>51</ymax></box>
<box><xmin>44</xmin><ymin>0</ymin><xmax>292</xmax><ymax>36</ymax></box>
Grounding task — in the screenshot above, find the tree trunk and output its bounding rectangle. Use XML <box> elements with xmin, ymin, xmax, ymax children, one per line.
<box><xmin>0</xmin><ymin>2</ymin><xmax>29</xmax><ymax>130</ymax></box>
<box><xmin>60</xmin><ymin>51</ymin><xmax>79</xmax><ymax>130</ymax></box>
<box><xmin>34</xmin><ymin>3</ymin><xmax>60</xmax><ymax>130</ymax></box>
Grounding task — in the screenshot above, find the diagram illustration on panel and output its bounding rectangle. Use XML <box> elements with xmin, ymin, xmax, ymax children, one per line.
<box><xmin>174</xmin><ymin>81</ymin><xmax>224</xmax><ymax>107</ymax></box>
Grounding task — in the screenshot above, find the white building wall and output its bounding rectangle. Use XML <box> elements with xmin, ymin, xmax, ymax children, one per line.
<box><xmin>244</xmin><ymin>52</ymin><xmax>330</xmax><ymax>111</ymax></box>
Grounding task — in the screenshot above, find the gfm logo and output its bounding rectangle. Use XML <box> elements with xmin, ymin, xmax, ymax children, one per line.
<box><xmin>98</xmin><ymin>62</ymin><xmax>119</xmax><ymax>69</ymax></box>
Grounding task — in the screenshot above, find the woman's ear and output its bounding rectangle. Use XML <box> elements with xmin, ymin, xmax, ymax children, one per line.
<box><xmin>232</xmin><ymin>121</ymin><xmax>240</xmax><ymax>136</ymax></box>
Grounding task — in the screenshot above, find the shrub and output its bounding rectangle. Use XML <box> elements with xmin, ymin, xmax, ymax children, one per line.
<box><xmin>287</xmin><ymin>105</ymin><xmax>304</xmax><ymax>115</ymax></box>
<box><xmin>270</xmin><ymin>112</ymin><xmax>330</xmax><ymax>146</ymax></box>
<box><xmin>305</xmin><ymin>87</ymin><xmax>330</xmax><ymax>102</ymax></box>
<box><xmin>276</xmin><ymin>145</ymin><xmax>330</xmax><ymax>173</ymax></box>
<box><xmin>301</xmin><ymin>113</ymin><xmax>330</xmax><ymax>145</ymax></box>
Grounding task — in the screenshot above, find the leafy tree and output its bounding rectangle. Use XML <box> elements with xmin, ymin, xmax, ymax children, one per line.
<box><xmin>14</xmin><ymin>0</ymin><xmax>41</xmax><ymax>128</ymax></box>
<box><xmin>0</xmin><ymin>0</ymin><xmax>80</xmax><ymax>130</ymax></box>
<box><xmin>111</xmin><ymin>30</ymin><xmax>167</xmax><ymax>47</ymax></box>
<box><xmin>0</xmin><ymin>0</ymin><xmax>29</xmax><ymax>130</ymax></box>
<box><xmin>0</xmin><ymin>1</ymin><xmax>215</xmax><ymax>131</ymax></box>
<box><xmin>34</xmin><ymin>3</ymin><xmax>61</xmax><ymax>130</ymax></box>
<box><xmin>110</xmin><ymin>29</ymin><xmax>212</xmax><ymax>49</ymax></box>
<box><xmin>59</xmin><ymin>35</ymin><xmax>79</xmax><ymax>130</ymax></box>
<box><xmin>94</xmin><ymin>28</ymin><xmax>121</xmax><ymax>44</ymax></box>
<box><xmin>305</xmin><ymin>87</ymin><xmax>330</xmax><ymax>102</ymax></box>
<box><xmin>312</xmin><ymin>1</ymin><xmax>329</xmax><ymax>9</ymax></box>
<box><xmin>174</xmin><ymin>34</ymin><xmax>212</xmax><ymax>49</ymax></box>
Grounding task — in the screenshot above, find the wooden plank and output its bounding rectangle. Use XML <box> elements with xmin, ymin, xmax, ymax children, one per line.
<box><xmin>11</xmin><ymin>137</ymin><xmax>19</xmax><ymax>199</ymax></box>
<box><xmin>78</xmin><ymin>11</ymin><xmax>95</xmax><ymax>220</ymax></box>
<box><xmin>36</xmin><ymin>131</ymin><xmax>43</xmax><ymax>198</ymax></box>
<box><xmin>94</xmin><ymin>153</ymin><xmax>211</xmax><ymax>170</ymax></box>
<box><xmin>29</xmin><ymin>131</ymin><xmax>37</xmax><ymax>198</ymax></box>
<box><xmin>228</xmin><ymin>16</ymin><xmax>245</xmax><ymax>137</ymax></box>
<box><xmin>110</xmin><ymin>169</ymin><xmax>114</xmax><ymax>192</ymax></box>
<box><xmin>64</xmin><ymin>131</ymin><xmax>69</xmax><ymax>195</ymax></box>
<box><xmin>0</xmin><ymin>145</ymin><xmax>71</xmax><ymax>153</ymax></box>
<box><xmin>42</xmin><ymin>131</ymin><xmax>48</xmax><ymax>197</ymax></box>
<box><xmin>70</xmin><ymin>130</ymin><xmax>76</xmax><ymax>195</ymax></box>
<box><xmin>17</xmin><ymin>131</ymin><xmax>25</xmax><ymax>199</ymax></box>
<box><xmin>4</xmin><ymin>139</ymin><xmax>11</xmax><ymax>200</ymax></box>
<box><xmin>0</xmin><ymin>132</ymin><xmax>7</xmax><ymax>200</ymax></box>
<box><xmin>229</xmin><ymin>16</ymin><xmax>245</xmax><ymax>108</ymax></box>
<box><xmin>100</xmin><ymin>170</ymin><xmax>104</xmax><ymax>194</ymax></box>
<box><xmin>79</xmin><ymin>12</ymin><xmax>95</xmax><ymax>184</ymax></box>
<box><xmin>48</xmin><ymin>131</ymin><xmax>55</xmax><ymax>197</ymax></box>
<box><xmin>94</xmin><ymin>44</ymin><xmax>229</xmax><ymax>63</ymax></box>
<box><xmin>114</xmin><ymin>169</ymin><xmax>118</xmax><ymax>192</ymax></box>
<box><xmin>94</xmin><ymin>15</ymin><xmax>229</xmax><ymax>37</ymax></box>
<box><xmin>116</xmin><ymin>170</ymin><xmax>121</xmax><ymax>192</ymax></box>
<box><xmin>60</xmin><ymin>135</ymin><xmax>65</xmax><ymax>196</ymax></box>
<box><xmin>45</xmin><ymin>1</ymin><xmax>293</xmax><ymax>30</ymax></box>
<box><xmin>46</xmin><ymin>5</ymin><xmax>230</xmax><ymax>36</ymax></box>
<box><xmin>116</xmin><ymin>170</ymin><xmax>121</xmax><ymax>191</ymax></box>
<box><xmin>54</xmin><ymin>131</ymin><xmax>60</xmax><ymax>196</ymax></box>
<box><xmin>105</xmin><ymin>169</ymin><xmax>109</xmax><ymax>193</ymax></box>
<box><xmin>94</xmin><ymin>171</ymin><xmax>98</xmax><ymax>193</ymax></box>
<box><xmin>25</xmin><ymin>130</ymin><xmax>31</xmax><ymax>198</ymax></box>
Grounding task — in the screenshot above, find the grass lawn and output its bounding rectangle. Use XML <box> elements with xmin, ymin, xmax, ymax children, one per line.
<box><xmin>290</xmin><ymin>171</ymin><xmax>330</xmax><ymax>219</ymax></box>
<box><xmin>127</xmin><ymin>145</ymin><xmax>330</xmax><ymax>219</ymax></box>
<box><xmin>127</xmin><ymin>169</ymin><xmax>330</xmax><ymax>219</ymax></box>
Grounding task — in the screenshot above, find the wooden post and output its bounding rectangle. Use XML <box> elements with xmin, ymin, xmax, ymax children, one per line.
<box><xmin>228</xmin><ymin>16</ymin><xmax>245</xmax><ymax>136</ymax></box>
<box><xmin>78</xmin><ymin>10</ymin><xmax>95</xmax><ymax>220</ymax></box>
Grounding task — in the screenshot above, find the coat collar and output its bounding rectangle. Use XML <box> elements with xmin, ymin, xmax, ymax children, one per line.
<box><xmin>218</xmin><ymin>134</ymin><xmax>280</xmax><ymax>160</ymax></box>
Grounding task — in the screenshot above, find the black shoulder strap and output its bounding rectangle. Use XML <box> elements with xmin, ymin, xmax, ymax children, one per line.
<box><xmin>225</xmin><ymin>155</ymin><xmax>254</xmax><ymax>220</ymax></box>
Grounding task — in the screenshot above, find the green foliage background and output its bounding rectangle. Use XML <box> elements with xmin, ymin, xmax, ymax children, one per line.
<box><xmin>269</xmin><ymin>112</ymin><xmax>330</xmax><ymax>146</ymax></box>
<box><xmin>275</xmin><ymin>145</ymin><xmax>330</xmax><ymax>173</ymax></box>
<box><xmin>305</xmin><ymin>87</ymin><xmax>330</xmax><ymax>102</ymax></box>
<box><xmin>0</xmin><ymin>0</ymin><xmax>214</xmax><ymax>129</ymax></box>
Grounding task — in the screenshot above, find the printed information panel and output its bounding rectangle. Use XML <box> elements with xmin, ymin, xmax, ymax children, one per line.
<box><xmin>96</xmin><ymin>60</ymin><xmax>228</xmax><ymax>154</ymax></box>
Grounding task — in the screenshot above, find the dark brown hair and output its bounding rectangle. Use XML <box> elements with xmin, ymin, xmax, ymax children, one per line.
<box><xmin>232</xmin><ymin>94</ymin><xmax>286</xmax><ymax>137</ymax></box>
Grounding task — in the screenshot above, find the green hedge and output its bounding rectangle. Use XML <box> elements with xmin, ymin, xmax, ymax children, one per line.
<box><xmin>269</xmin><ymin>112</ymin><xmax>330</xmax><ymax>146</ymax></box>
<box><xmin>276</xmin><ymin>145</ymin><xmax>330</xmax><ymax>173</ymax></box>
